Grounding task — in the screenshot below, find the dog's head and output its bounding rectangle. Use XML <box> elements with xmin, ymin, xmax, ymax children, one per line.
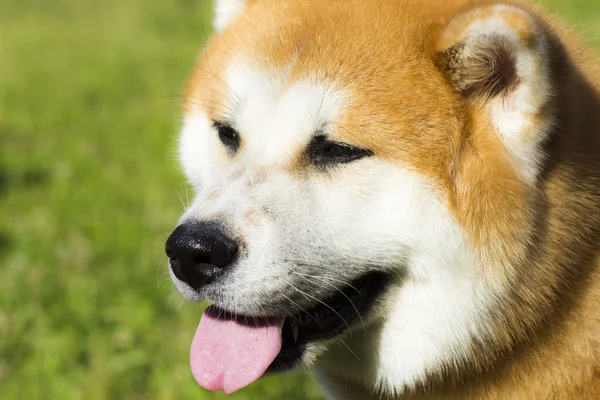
<box><xmin>167</xmin><ymin>0</ymin><xmax>559</xmax><ymax>395</ymax></box>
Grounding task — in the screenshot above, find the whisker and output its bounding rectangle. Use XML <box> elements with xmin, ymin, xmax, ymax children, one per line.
<box><xmin>184</xmin><ymin>95</ymin><xmax>233</xmax><ymax>113</ymax></box>
<box><xmin>173</xmin><ymin>188</ymin><xmax>188</xmax><ymax>211</ymax></box>
<box><xmin>278</xmin><ymin>291</ymin><xmax>322</xmax><ymax>328</ymax></box>
<box><xmin>278</xmin><ymin>293</ymin><xmax>304</xmax><ymax>324</ymax></box>
<box><xmin>184</xmin><ymin>186</ymin><xmax>190</xmax><ymax>208</ymax></box>
<box><xmin>292</xmin><ymin>270</ymin><xmax>361</xmax><ymax>294</ymax></box>
<box><xmin>291</xmin><ymin>271</ymin><xmax>365</xmax><ymax>337</ymax></box>
<box><xmin>157</xmin><ymin>264</ymin><xmax>169</xmax><ymax>299</ymax></box>
<box><xmin>157</xmin><ymin>268</ymin><xmax>171</xmax><ymax>290</ymax></box>
<box><xmin>203</xmin><ymin>48</ymin><xmax>243</xmax><ymax>113</ymax></box>
<box><xmin>152</xmin><ymin>230</ymin><xmax>173</xmax><ymax>247</ymax></box>
<box><xmin>280</xmin><ymin>278</ymin><xmax>351</xmax><ymax>331</ymax></box>
<box><xmin>185</xmin><ymin>102</ymin><xmax>231</xmax><ymax>116</ymax></box>
<box><xmin>170</xmin><ymin>92</ymin><xmax>232</xmax><ymax>116</ymax></box>
<box><xmin>396</xmin><ymin>275</ymin><xmax>416</xmax><ymax>335</ymax></box>
<box><xmin>177</xmin><ymin>297</ymin><xmax>186</xmax><ymax>311</ymax></box>
<box><xmin>336</xmin><ymin>337</ymin><xmax>361</xmax><ymax>361</ymax></box>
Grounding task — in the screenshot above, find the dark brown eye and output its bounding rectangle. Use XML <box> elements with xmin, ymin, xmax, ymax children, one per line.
<box><xmin>214</xmin><ymin>121</ymin><xmax>240</xmax><ymax>153</ymax></box>
<box><xmin>307</xmin><ymin>135</ymin><xmax>373</xmax><ymax>166</ymax></box>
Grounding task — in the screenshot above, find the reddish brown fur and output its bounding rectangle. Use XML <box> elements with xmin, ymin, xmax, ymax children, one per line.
<box><xmin>185</xmin><ymin>0</ymin><xmax>600</xmax><ymax>398</ymax></box>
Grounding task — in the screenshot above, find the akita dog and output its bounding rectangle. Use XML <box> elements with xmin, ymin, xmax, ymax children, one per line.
<box><xmin>165</xmin><ymin>0</ymin><xmax>600</xmax><ymax>398</ymax></box>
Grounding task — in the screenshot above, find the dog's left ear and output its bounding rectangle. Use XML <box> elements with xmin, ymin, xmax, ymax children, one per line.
<box><xmin>435</xmin><ymin>5</ymin><xmax>557</xmax><ymax>181</ymax></box>
<box><xmin>213</xmin><ymin>0</ymin><xmax>253</xmax><ymax>32</ymax></box>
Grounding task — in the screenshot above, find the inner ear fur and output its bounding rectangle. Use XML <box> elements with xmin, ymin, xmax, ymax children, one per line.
<box><xmin>436</xmin><ymin>34</ymin><xmax>522</xmax><ymax>101</ymax></box>
<box><xmin>434</xmin><ymin>5</ymin><xmax>548</xmax><ymax>103</ymax></box>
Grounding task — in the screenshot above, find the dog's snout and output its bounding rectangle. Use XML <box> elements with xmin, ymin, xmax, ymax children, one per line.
<box><xmin>165</xmin><ymin>221</ymin><xmax>238</xmax><ymax>288</ymax></box>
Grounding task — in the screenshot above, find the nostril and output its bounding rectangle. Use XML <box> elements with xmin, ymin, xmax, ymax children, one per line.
<box><xmin>193</xmin><ymin>255</ymin><xmax>212</xmax><ymax>265</ymax></box>
<box><xmin>209</xmin><ymin>241</ymin><xmax>238</xmax><ymax>268</ymax></box>
<box><xmin>165</xmin><ymin>247</ymin><xmax>177</xmax><ymax>260</ymax></box>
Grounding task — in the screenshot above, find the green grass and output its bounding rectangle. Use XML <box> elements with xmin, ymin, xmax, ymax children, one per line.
<box><xmin>0</xmin><ymin>0</ymin><xmax>598</xmax><ymax>399</ymax></box>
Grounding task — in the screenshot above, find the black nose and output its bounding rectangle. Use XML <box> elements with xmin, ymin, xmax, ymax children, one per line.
<box><xmin>165</xmin><ymin>221</ymin><xmax>239</xmax><ymax>289</ymax></box>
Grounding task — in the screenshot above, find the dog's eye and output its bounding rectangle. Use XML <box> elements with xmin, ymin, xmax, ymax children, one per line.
<box><xmin>214</xmin><ymin>122</ymin><xmax>240</xmax><ymax>153</ymax></box>
<box><xmin>307</xmin><ymin>135</ymin><xmax>373</xmax><ymax>166</ymax></box>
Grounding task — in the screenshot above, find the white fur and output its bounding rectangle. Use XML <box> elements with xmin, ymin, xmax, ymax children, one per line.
<box><xmin>224</xmin><ymin>64</ymin><xmax>346</xmax><ymax>167</ymax></box>
<box><xmin>214</xmin><ymin>0</ymin><xmax>247</xmax><ymax>31</ymax></box>
<box><xmin>312</xmin><ymin>172</ymin><xmax>496</xmax><ymax>394</ymax></box>
<box><xmin>179</xmin><ymin>114</ymin><xmax>217</xmax><ymax>191</ymax></box>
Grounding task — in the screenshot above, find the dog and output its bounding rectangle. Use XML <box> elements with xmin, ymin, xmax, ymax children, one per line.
<box><xmin>165</xmin><ymin>0</ymin><xmax>600</xmax><ymax>398</ymax></box>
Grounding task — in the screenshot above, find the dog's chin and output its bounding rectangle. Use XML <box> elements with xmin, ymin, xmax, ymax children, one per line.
<box><xmin>202</xmin><ymin>271</ymin><xmax>391</xmax><ymax>375</ymax></box>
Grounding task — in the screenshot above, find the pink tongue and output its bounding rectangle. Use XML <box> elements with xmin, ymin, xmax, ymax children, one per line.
<box><xmin>190</xmin><ymin>310</ymin><xmax>284</xmax><ymax>394</ymax></box>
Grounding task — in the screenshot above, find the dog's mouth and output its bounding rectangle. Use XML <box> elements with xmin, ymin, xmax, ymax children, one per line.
<box><xmin>189</xmin><ymin>271</ymin><xmax>389</xmax><ymax>394</ymax></box>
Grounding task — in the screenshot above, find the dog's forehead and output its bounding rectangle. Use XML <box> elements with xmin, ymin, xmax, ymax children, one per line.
<box><xmin>222</xmin><ymin>63</ymin><xmax>345</xmax><ymax>165</ymax></box>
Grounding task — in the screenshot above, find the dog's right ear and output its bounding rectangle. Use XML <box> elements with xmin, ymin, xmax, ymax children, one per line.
<box><xmin>214</xmin><ymin>0</ymin><xmax>254</xmax><ymax>32</ymax></box>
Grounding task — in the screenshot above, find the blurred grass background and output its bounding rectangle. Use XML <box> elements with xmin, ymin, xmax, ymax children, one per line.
<box><xmin>0</xmin><ymin>0</ymin><xmax>598</xmax><ymax>399</ymax></box>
